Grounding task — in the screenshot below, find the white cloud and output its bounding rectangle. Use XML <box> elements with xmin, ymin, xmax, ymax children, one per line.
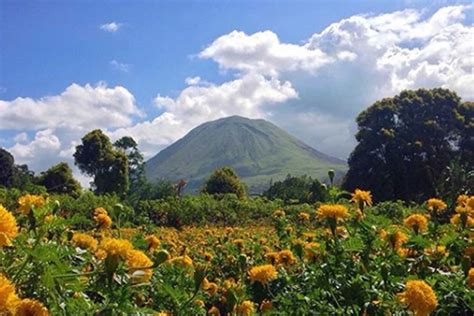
<box><xmin>111</xmin><ymin>74</ymin><xmax>298</xmax><ymax>158</ymax></box>
<box><xmin>0</xmin><ymin>82</ymin><xmax>140</xmax><ymax>130</ymax></box>
<box><xmin>185</xmin><ymin>76</ymin><xmax>204</xmax><ymax>85</ymax></box>
<box><xmin>100</xmin><ymin>22</ymin><xmax>122</xmax><ymax>33</ymax></box>
<box><xmin>110</xmin><ymin>60</ymin><xmax>131</xmax><ymax>72</ymax></box>
<box><xmin>199</xmin><ymin>5</ymin><xmax>473</xmax><ymax>158</ymax></box>
<box><xmin>200</xmin><ymin>30</ymin><xmax>332</xmax><ymax>76</ymax></box>
<box><xmin>13</xmin><ymin>132</ymin><xmax>28</xmax><ymax>143</ymax></box>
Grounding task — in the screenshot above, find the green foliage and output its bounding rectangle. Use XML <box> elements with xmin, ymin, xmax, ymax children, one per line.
<box><xmin>74</xmin><ymin>129</ymin><xmax>129</xmax><ymax>196</ymax></box>
<box><xmin>135</xmin><ymin>194</ymin><xmax>282</xmax><ymax>227</ymax></box>
<box><xmin>202</xmin><ymin>167</ymin><xmax>246</xmax><ymax>199</ymax></box>
<box><xmin>0</xmin><ymin>147</ymin><xmax>38</xmax><ymax>190</ymax></box>
<box><xmin>114</xmin><ymin>136</ymin><xmax>145</xmax><ymax>191</ymax></box>
<box><xmin>37</xmin><ymin>162</ymin><xmax>81</xmax><ymax>196</ymax></box>
<box><xmin>264</xmin><ymin>174</ymin><xmax>329</xmax><ymax>203</ymax></box>
<box><xmin>344</xmin><ymin>88</ymin><xmax>473</xmax><ymax>202</ymax></box>
<box><xmin>0</xmin><ymin>147</ymin><xmax>15</xmax><ymax>187</ymax></box>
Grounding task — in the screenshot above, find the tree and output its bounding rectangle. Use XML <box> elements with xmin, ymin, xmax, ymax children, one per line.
<box><xmin>264</xmin><ymin>175</ymin><xmax>328</xmax><ymax>203</ymax></box>
<box><xmin>114</xmin><ymin>136</ymin><xmax>145</xmax><ymax>190</ymax></box>
<box><xmin>343</xmin><ymin>88</ymin><xmax>473</xmax><ymax>202</ymax></box>
<box><xmin>202</xmin><ymin>167</ymin><xmax>246</xmax><ymax>198</ymax></box>
<box><xmin>74</xmin><ymin>129</ymin><xmax>129</xmax><ymax>196</ymax></box>
<box><xmin>37</xmin><ymin>162</ymin><xmax>81</xmax><ymax>196</ymax></box>
<box><xmin>0</xmin><ymin>148</ymin><xmax>15</xmax><ymax>187</ymax></box>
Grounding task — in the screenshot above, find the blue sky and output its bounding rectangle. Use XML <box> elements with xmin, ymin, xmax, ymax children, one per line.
<box><xmin>0</xmin><ymin>0</ymin><xmax>472</xmax><ymax>180</ymax></box>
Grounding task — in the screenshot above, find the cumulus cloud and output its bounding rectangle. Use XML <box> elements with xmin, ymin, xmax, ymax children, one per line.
<box><xmin>110</xmin><ymin>74</ymin><xmax>297</xmax><ymax>158</ymax></box>
<box><xmin>100</xmin><ymin>22</ymin><xmax>122</xmax><ymax>32</ymax></box>
<box><xmin>199</xmin><ymin>5</ymin><xmax>474</xmax><ymax>157</ymax></box>
<box><xmin>1</xmin><ymin>83</ymin><xmax>140</xmax><ymax>184</ymax></box>
<box><xmin>200</xmin><ymin>30</ymin><xmax>332</xmax><ymax>76</ymax></box>
<box><xmin>0</xmin><ymin>83</ymin><xmax>140</xmax><ymax>130</ymax></box>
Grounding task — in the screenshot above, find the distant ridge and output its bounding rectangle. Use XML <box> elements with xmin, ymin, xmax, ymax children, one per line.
<box><xmin>145</xmin><ymin>116</ymin><xmax>347</xmax><ymax>193</ymax></box>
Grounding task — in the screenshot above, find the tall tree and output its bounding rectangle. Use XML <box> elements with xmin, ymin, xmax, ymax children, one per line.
<box><xmin>343</xmin><ymin>88</ymin><xmax>472</xmax><ymax>202</ymax></box>
<box><xmin>202</xmin><ymin>167</ymin><xmax>246</xmax><ymax>198</ymax></box>
<box><xmin>114</xmin><ymin>136</ymin><xmax>145</xmax><ymax>189</ymax></box>
<box><xmin>74</xmin><ymin>129</ymin><xmax>129</xmax><ymax>196</ymax></box>
<box><xmin>0</xmin><ymin>148</ymin><xmax>15</xmax><ymax>187</ymax></box>
<box><xmin>37</xmin><ymin>162</ymin><xmax>81</xmax><ymax>196</ymax></box>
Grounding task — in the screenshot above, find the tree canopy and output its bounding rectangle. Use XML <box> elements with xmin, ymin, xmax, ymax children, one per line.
<box><xmin>0</xmin><ymin>148</ymin><xmax>15</xmax><ymax>187</ymax></box>
<box><xmin>264</xmin><ymin>175</ymin><xmax>328</xmax><ymax>204</ymax></box>
<box><xmin>37</xmin><ymin>162</ymin><xmax>81</xmax><ymax>196</ymax></box>
<box><xmin>202</xmin><ymin>167</ymin><xmax>246</xmax><ymax>198</ymax></box>
<box><xmin>74</xmin><ymin>129</ymin><xmax>129</xmax><ymax>196</ymax></box>
<box><xmin>343</xmin><ymin>88</ymin><xmax>473</xmax><ymax>202</ymax></box>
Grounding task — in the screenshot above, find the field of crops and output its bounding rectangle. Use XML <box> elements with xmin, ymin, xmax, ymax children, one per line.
<box><xmin>1</xmin><ymin>191</ymin><xmax>473</xmax><ymax>315</ymax></box>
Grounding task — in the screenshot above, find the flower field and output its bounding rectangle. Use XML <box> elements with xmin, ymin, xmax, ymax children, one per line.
<box><xmin>1</xmin><ymin>192</ymin><xmax>473</xmax><ymax>315</ymax></box>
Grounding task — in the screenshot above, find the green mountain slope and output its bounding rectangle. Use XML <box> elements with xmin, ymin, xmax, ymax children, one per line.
<box><xmin>145</xmin><ymin>116</ymin><xmax>347</xmax><ymax>193</ymax></box>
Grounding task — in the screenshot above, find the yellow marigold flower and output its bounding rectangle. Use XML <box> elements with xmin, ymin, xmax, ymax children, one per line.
<box><xmin>351</xmin><ymin>189</ymin><xmax>372</xmax><ymax>208</ymax></box>
<box><xmin>249</xmin><ymin>264</ymin><xmax>278</xmax><ymax>285</ymax></box>
<box><xmin>404</xmin><ymin>214</ymin><xmax>428</xmax><ymax>233</ymax></box>
<box><xmin>233</xmin><ymin>239</ymin><xmax>245</xmax><ymax>248</ymax></box>
<box><xmin>170</xmin><ymin>255</ymin><xmax>193</xmax><ymax>268</ymax></box>
<box><xmin>305</xmin><ymin>242</ymin><xmax>320</xmax><ymax>259</ymax></box>
<box><xmin>272</xmin><ymin>209</ymin><xmax>285</xmax><ymax>218</ymax></box>
<box><xmin>302</xmin><ymin>232</ymin><xmax>316</xmax><ymax>240</ymax></box>
<box><xmin>71</xmin><ymin>233</ymin><xmax>98</xmax><ymax>251</ymax></box>
<box><xmin>208</xmin><ymin>306</ymin><xmax>220</xmax><ymax>316</ymax></box>
<box><xmin>467</xmin><ymin>196</ymin><xmax>474</xmax><ymax>210</ymax></box>
<box><xmin>424</xmin><ymin>245</ymin><xmax>448</xmax><ymax>259</ymax></box>
<box><xmin>427</xmin><ymin>198</ymin><xmax>447</xmax><ymax>213</ymax></box>
<box><xmin>0</xmin><ymin>274</ymin><xmax>18</xmax><ymax>313</ymax></box>
<box><xmin>386</xmin><ymin>230</ymin><xmax>408</xmax><ymax>250</ymax></box>
<box><xmin>398</xmin><ymin>280</ymin><xmax>437</xmax><ymax>316</ymax></box>
<box><xmin>154</xmin><ymin>312</ymin><xmax>171</xmax><ymax>316</ymax></box>
<box><xmin>465</xmin><ymin>246</ymin><xmax>474</xmax><ymax>258</ymax></box>
<box><xmin>278</xmin><ymin>249</ymin><xmax>297</xmax><ymax>265</ymax></box>
<box><xmin>265</xmin><ymin>252</ymin><xmax>280</xmax><ymax>265</ymax></box>
<box><xmin>205</xmin><ymin>282</ymin><xmax>219</xmax><ymax>296</ymax></box>
<box><xmin>15</xmin><ymin>298</ymin><xmax>50</xmax><ymax>316</ymax></box>
<box><xmin>236</xmin><ymin>300</ymin><xmax>255</xmax><ymax>316</ymax></box>
<box><xmin>96</xmin><ymin>238</ymin><xmax>133</xmax><ymax>259</ymax></box>
<box><xmin>223</xmin><ymin>278</ymin><xmax>236</xmax><ymax>290</ymax></box>
<box><xmin>145</xmin><ymin>235</ymin><xmax>161</xmax><ymax>251</ymax></box>
<box><xmin>93</xmin><ymin>207</ymin><xmax>108</xmax><ymax>216</ymax></box>
<box><xmin>18</xmin><ymin>194</ymin><xmax>46</xmax><ymax>214</ymax></box>
<box><xmin>126</xmin><ymin>249</ymin><xmax>153</xmax><ymax>283</ymax></box>
<box><xmin>94</xmin><ymin>213</ymin><xmax>112</xmax><ymax>229</ymax></box>
<box><xmin>194</xmin><ymin>299</ymin><xmax>205</xmax><ymax>308</ymax></box>
<box><xmin>0</xmin><ymin>205</ymin><xmax>18</xmax><ymax>247</ymax></box>
<box><xmin>450</xmin><ymin>214</ymin><xmax>474</xmax><ymax>227</ymax></box>
<box><xmin>298</xmin><ymin>212</ymin><xmax>310</xmax><ymax>221</ymax></box>
<box><xmin>260</xmin><ymin>299</ymin><xmax>273</xmax><ymax>313</ymax></box>
<box><xmin>457</xmin><ymin>194</ymin><xmax>469</xmax><ymax>206</ymax></box>
<box><xmin>316</xmin><ymin>204</ymin><xmax>349</xmax><ymax>222</ymax></box>
<box><xmin>203</xmin><ymin>252</ymin><xmax>213</xmax><ymax>262</ymax></box>
<box><xmin>468</xmin><ymin>268</ymin><xmax>474</xmax><ymax>289</ymax></box>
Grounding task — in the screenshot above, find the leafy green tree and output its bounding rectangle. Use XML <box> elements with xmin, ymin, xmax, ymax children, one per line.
<box><xmin>264</xmin><ymin>175</ymin><xmax>328</xmax><ymax>203</ymax></box>
<box><xmin>74</xmin><ymin>129</ymin><xmax>129</xmax><ymax>196</ymax></box>
<box><xmin>114</xmin><ymin>136</ymin><xmax>145</xmax><ymax>190</ymax></box>
<box><xmin>37</xmin><ymin>162</ymin><xmax>81</xmax><ymax>196</ymax></box>
<box><xmin>202</xmin><ymin>167</ymin><xmax>246</xmax><ymax>198</ymax></box>
<box><xmin>343</xmin><ymin>88</ymin><xmax>473</xmax><ymax>202</ymax></box>
<box><xmin>0</xmin><ymin>148</ymin><xmax>15</xmax><ymax>187</ymax></box>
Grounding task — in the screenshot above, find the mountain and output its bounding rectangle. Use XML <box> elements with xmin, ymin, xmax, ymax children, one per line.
<box><xmin>145</xmin><ymin>116</ymin><xmax>347</xmax><ymax>194</ymax></box>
